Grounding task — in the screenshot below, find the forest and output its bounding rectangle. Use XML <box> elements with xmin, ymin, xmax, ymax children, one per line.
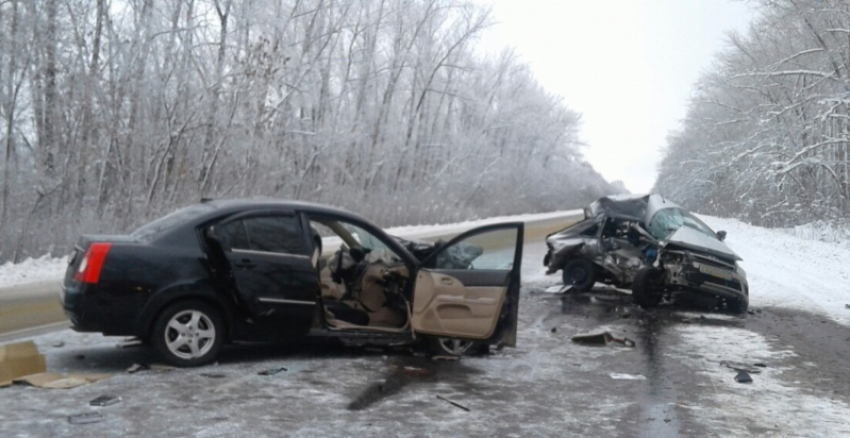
<box><xmin>0</xmin><ymin>0</ymin><xmax>616</xmax><ymax>263</ymax></box>
<box><xmin>656</xmin><ymin>0</ymin><xmax>850</xmax><ymax>229</ymax></box>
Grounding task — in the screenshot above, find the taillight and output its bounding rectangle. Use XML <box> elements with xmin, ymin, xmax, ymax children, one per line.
<box><xmin>73</xmin><ymin>243</ymin><xmax>112</xmax><ymax>284</ymax></box>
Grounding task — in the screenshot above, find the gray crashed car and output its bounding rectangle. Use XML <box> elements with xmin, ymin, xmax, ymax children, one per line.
<box><xmin>543</xmin><ymin>194</ymin><xmax>749</xmax><ymax>313</ymax></box>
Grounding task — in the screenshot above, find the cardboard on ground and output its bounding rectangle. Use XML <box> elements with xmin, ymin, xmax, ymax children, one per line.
<box><xmin>0</xmin><ymin>340</ymin><xmax>110</xmax><ymax>389</ymax></box>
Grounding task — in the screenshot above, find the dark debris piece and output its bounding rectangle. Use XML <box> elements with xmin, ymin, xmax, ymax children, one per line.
<box><xmin>90</xmin><ymin>395</ymin><xmax>121</xmax><ymax>407</ymax></box>
<box><xmin>258</xmin><ymin>367</ymin><xmax>288</xmax><ymax>376</ymax></box>
<box><xmin>734</xmin><ymin>371</ymin><xmax>753</xmax><ymax>384</ymax></box>
<box><xmin>68</xmin><ymin>412</ymin><xmax>103</xmax><ymax>425</ymax></box>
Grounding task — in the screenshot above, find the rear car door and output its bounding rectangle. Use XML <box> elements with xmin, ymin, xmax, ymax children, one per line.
<box><xmin>411</xmin><ymin>223</ymin><xmax>524</xmax><ymax>347</ymax></box>
<box><xmin>216</xmin><ymin>214</ymin><xmax>317</xmax><ymax>334</ymax></box>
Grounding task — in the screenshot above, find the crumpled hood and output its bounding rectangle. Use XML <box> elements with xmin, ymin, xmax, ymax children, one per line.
<box><xmin>666</xmin><ymin>226</ymin><xmax>742</xmax><ymax>261</ymax></box>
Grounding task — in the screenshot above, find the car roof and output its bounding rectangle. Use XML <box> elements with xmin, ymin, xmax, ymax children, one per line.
<box><xmin>201</xmin><ymin>198</ymin><xmax>355</xmax><ymax>216</ymax></box>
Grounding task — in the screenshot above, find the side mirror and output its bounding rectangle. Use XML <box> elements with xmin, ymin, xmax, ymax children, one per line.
<box><xmin>717</xmin><ymin>230</ymin><xmax>727</xmax><ymax>241</ymax></box>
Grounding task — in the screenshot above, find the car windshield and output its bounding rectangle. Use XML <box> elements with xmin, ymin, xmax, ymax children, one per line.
<box><xmin>648</xmin><ymin>208</ymin><xmax>717</xmax><ymax>241</ymax></box>
<box><xmin>131</xmin><ymin>204</ymin><xmax>215</xmax><ymax>240</ymax></box>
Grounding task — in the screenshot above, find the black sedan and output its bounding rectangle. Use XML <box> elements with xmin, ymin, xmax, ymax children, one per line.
<box><xmin>61</xmin><ymin>200</ymin><xmax>523</xmax><ymax>366</ymax></box>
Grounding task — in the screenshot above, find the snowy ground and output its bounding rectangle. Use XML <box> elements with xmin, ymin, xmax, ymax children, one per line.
<box><xmin>2</xmin><ymin>214</ymin><xmax>850</xmax><ymax>436</ymax></box>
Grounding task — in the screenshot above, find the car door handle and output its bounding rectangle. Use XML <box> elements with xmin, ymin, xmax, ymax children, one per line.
<box><xmin>440</xmin><ymin>277</ymin><xmax>454</xmax><ymax>285</ymax></box>
<box><xmin>234</xmin><ymin>259</ymin><xmax>256</xmax><ymax>269</ymax></box>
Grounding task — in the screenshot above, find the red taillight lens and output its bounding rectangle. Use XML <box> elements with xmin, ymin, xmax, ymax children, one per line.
<box><xmin>73</xmin><ymin>242</ymin><xmax>112</xmax><ymax>284</ymax></box>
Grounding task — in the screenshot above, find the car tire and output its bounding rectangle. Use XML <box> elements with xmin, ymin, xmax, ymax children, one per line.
<box><xmin>151</xmin><ymin>300</ymin><xmax>224</xmax><ymax>367</ymax></box>
<box><xmin>562</xmin><ymin>259</ymin><xmax>597</xmax><ymax>291</ymax></box>
<box><xmin>428</xmin><ymin>337</ymin><xmax>476</xmax><ymax>357</ymax></box>
<box><xmin>632</xmin><ymin>267</ymin><xmax>664</xmax><ymax>308</ymax></box>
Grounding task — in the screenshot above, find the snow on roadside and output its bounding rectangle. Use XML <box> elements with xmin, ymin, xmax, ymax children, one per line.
<box><xmin>699</xmin><ymin>215</ymin><xmax>850</xmax><ymax>327</ymax></box>
<box><xmin>0</xmin><ymin>255</ymin><xmax>68</xmax><ymax>288</ymax></box>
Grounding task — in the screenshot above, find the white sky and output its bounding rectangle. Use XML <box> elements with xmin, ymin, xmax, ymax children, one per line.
<box><xmin>473</xmin><ymin>0</ymin><xmax>755</xmax><ymax>193</ymax></box>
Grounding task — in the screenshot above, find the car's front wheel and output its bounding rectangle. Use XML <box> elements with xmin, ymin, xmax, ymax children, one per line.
<box><xmin>152</xmin><ymin>300</ymin><xmax>224</xmax><ymax>367</ymax></box>
<box><xmin>632</xmin><ymin>267</ymin><xmax>664</xmax><ymax>308</ymax></box>
<box><xmin>562</xmin><ymin>259</ymin><xmax>597</xmax><ymax>291</ymax></box>
<box><xmin>428</xmin><ymin>337</ymin><xmax>476</xmax><ymax>356</ymax></box>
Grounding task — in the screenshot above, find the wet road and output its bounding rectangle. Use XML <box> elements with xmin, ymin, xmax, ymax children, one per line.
<box><xmin>2</xmin><ymin>243</ymin><xmax>850</xmax><ymax>436</ymax></box>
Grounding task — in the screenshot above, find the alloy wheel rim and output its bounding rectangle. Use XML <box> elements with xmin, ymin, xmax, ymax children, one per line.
<box><xmin>439</xmin><ymin>338</ymin><xmax>473</xmax><ymax>355</ymax></box>
<box><xmin>165</xmin><ymin>310</ymin><xmax>216</xmax><ymax>360</ymax></box>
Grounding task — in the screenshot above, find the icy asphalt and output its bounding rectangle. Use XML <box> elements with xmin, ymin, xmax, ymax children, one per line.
<box><xmin>2</xmin><ymin>240</ymin><xmax>850</xmax><ymax>437</ymax></box>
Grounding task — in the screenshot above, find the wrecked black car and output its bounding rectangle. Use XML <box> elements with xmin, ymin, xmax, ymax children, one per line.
<box><xmin>543</xmin><ymin>194</ymin><xmax>748</xmax><ymax>313</ymax></box>
<box><xmin>61</xmin><ymin>200</ymin><xmax>523</xmax><ymax>366</ymax></box>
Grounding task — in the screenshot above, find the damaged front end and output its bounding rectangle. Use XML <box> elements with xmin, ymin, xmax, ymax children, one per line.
<box><xmin>658</xmin><ymin>247</ymin><xmax>748</xmax><ymax>310</ymax></box>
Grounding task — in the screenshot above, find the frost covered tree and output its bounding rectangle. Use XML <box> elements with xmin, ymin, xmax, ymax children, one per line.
<box><xmin>656</xmin><ymin>0</ymin><xmax>850</xmax><ymax>227</ymax></box>
<box><xmin>0</xmin><ymin>0</ymin><xmax>615</xmax><ymax>262</ymax></box>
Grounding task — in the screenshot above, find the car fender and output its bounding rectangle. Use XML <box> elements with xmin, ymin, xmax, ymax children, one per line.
<box><xmin>135</xmin><ymin>278</ymin><xmax>235</xmax><ymax>339</ymax></box>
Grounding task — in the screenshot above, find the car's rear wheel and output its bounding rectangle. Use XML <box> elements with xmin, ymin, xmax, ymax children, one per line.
<box><xmin>562</xmin><ymin>259</ymin><xmax>597</xmax><ymax>291</ymax></box>
<box><xmin>152</xmin><ymin>300</ymin><xmax>224</xmax><ymax>367</ymax></box>
<box><xmin>632</xmin><ymin>267</ymin><xmax>664</xmax><ymax>308</ymax></box>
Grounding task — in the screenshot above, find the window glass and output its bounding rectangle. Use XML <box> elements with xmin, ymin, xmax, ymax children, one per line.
<box><xmin>242</xmin><ymin>216</ymin><xmax>308</xmax><ymax>255</ymax></box>
<box><xmin>219</xmin><ymin>220</ymin><xmax>250</xmax><ymax>250</ymax></box>
<box><xmin>649</xmin><ymin>208</ymin><xmax>718</xmax><ymax>241</ymax></box>
<box><xmin>132</xmin><ymin>204</ymin><xmax>216</xmax><ymax>240</ymax></box>
<box><xmin>435</xmin><ymin>228</ymin><xmax>517</xmax><ymax>270</ymax></box>
<box><xmin>579</xmin><ymin>222</ymin><xmax>599</xmax><ymax>237</ymax></box>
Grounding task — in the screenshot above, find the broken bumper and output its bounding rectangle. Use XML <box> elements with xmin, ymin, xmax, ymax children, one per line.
<box><xmin>668</xmin><ymin>262</ymin><xmax>748</xmax><ymax>302</ymax></box>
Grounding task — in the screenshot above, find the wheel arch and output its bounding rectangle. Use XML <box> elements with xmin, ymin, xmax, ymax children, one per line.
<box><xmin>136</xmin><ymin>282</ymin><xmax>234</xmax><ymax>341</ymax></box>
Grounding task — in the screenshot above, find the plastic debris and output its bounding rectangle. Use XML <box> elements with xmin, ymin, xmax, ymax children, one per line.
<box><xmin>436</xmin><ymin>395</ymin><xmax>470</xmax><ymax>412</ymax></box>
<box><xmin>90</xmin><ymin>395</ymin><xmax>122</xmax><ymax>406</ymax></box>
<box><xmin>402</xmin><ymin>366</ymin><xmax>429</xmax><ymax>377</ymax></box>
<box><xmin>609</xmin><ymin>373</ymin><xmax>646</xmax><ymax>380</ymax></box>
<box><xmin>258</xmin><ymin>367</ymin><xmax>287</xmax><ymax>376</ymax></box>
<box><xmin>720</xmin><ymin>360</ymin><xmax>762</xmax><ymax>374</ymax></box>
<box><xmin>571</xmin><ymin>331</ymin><xmax>636</xmax><ymax>348</ymax></box>
<box><xmin>432</xmin><ymin>355</ymin><xmax>460</xmax><ymax>362</ymax></box>
<box><xmin>116</xmin><ymin>337</ymin><xmax>144</xmax><ymax>349</ymax></box>
<box><xmin>734</xmin><ymin>371</ymin><xmax>753</xmax><ymax>384</ymax></box>
<box><xmin>68</xmin><ymin>412</ymin><xmax>103</xmax><ymax>424</ymax></box>
<box><xmin>126</xmin><ymin>364</ymin><xmax>147</xmax><ymax>374</ymax></box>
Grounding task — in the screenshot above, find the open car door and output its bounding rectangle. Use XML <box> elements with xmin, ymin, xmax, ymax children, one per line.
<box><xmin>412</xmin><ymin>223</ymin><xmax>523</xmax><ymax>347</ymax></box>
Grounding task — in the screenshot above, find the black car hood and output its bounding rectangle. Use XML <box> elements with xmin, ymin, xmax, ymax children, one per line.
<box><xmin>665</xmin><ymin>227</ymin><xmax>742</xmax><ymax>261</ymax></box>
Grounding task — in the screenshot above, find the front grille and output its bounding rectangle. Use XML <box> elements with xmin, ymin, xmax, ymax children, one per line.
<box><xmin>691</xmin><ymin>253</ymin><xmax>735</xmax><ymax>271</ymax></box>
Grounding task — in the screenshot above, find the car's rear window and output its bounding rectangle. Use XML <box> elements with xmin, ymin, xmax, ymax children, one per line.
<box><xmin>131</xmin><ymin>204</ymin><xmax>216</xmax><ymax>240</ymax></box>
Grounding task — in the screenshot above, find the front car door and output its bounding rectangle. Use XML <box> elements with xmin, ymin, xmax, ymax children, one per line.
<box><xmin>412</xmin><ymin>223</ymin><xmax>524</xmax><ymax>347</ymax></box>
<box><xmin>215</xmin><ymin>213</ymin><xmax>317</xmax><ymax>335</ymax></box>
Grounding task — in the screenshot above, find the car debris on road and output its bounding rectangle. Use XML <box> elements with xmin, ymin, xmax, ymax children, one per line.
<box><xmin>571</xmin><ymin>331</ymin><xmax>636</xmax><ymax>348</ymax></box>
<box><xmin>67</xmin><ymin>412</ymin><xmax>103</xmax><ymax>425</ymax></box>
<box><xmin>89</xmin><ymin>395</ymin><xmax>122</xmax><ymax>407</ymax></box>
<box><xmin>436</xmin><ymin>395</ymin><xmax>470</xmax><ymax>412</ymax></box>
<box><xmin>734</xmin><ymin>371</ymin><xmax>753</xmax><ymax>384</ymax></box>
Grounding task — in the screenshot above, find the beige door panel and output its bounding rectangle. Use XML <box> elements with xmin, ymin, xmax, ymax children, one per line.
<box><xmin>413</xmin><ymin>271</ymin><xmax>506</xmax><ymax>339</ymax></box>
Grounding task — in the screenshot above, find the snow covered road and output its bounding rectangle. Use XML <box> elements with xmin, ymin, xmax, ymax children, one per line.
<box><xmin>1</xmin><ymin>214</ymin><xmax>850</xmax><ymax>437</ymax></box>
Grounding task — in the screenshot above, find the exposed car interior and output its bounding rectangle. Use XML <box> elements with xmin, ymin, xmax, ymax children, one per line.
<box><xmin>309</xmin><ymin>218</ymin><xmax>411</xmax><ymax>332</ymax></box>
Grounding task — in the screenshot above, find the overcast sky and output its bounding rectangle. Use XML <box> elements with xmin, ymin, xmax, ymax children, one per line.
<box><xmin>474</xmin><ymin>0</ymin><xmax>756</xmax><ymax>193</ymax></box>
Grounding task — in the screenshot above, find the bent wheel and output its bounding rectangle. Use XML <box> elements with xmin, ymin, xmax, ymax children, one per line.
<box><xmin>632</xmin><ymin>267</ymin><xmax>664</xmax><ymax>308</ymax></box>
<box><xmin>562</xmin><ymin>259</ymin><xmax>597</xmax><ymax>291</ymax></box>
<box><xmin>152</xmin><ymin>300</ymin><xmax>224</xmax><ymax>367</ymax></box>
